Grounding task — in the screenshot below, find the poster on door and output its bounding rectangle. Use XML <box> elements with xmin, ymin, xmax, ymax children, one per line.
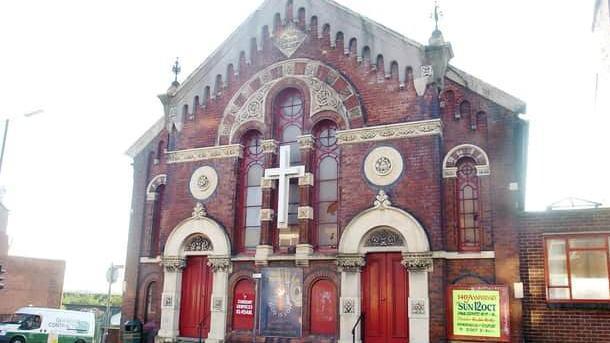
<box><xmin>447</xmin><ymin>285</ymin><xmax>510</xmax><ymax>342</ymax></box>
<box><xmin>259</xmin><ymin>267</ymin><xmax>303</xmax><ymax>337</ymax></box>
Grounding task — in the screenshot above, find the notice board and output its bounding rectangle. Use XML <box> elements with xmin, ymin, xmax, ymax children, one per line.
<box><xmin>447</xmin><ymin>285</ymin><xmax>510</xmax><ymax>342</ymax></box>
<box><xmin>259</xmin><ymin>267</ymin><xmax>303</xmax><ymax>337</ymax></box>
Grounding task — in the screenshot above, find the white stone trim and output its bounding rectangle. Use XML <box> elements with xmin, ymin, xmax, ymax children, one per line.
<box><xmin>146</xmin><ymin>174</ymin><xmax>167</xmax><ymax>198</ymax></box>
<box><xmin>165</xmin><ymin>144</ymin><xmax>243</xmax><ymax>164</ymax></box>
<box><xmin>336</xmin><ymin>119</ymin><xmax>442</xmax><ymax>145</ymax></box>
<box><xmin>442</xmin><ymin>143</ymin><xmax>491</xmax><ymax>178</ymax></box>
<box><xmin>139</xmin><ymin>256</ymin><xmax>162</xmax><ymax>264</ymax></box>
<box><xmin>337</xmin><ymin>191</ymin><xmax>431</xmax><ymax>343</ymax></box>
<box><xmin>298</xmin><ymin>172</ymin><xmax>314</xmax><ymax>186</ymax></box>
<box><xmin>297</xmin><ymin>206</ymin><xmax>314</xmax><ymax>220</ymax></box>
<box><xmin>432</xmin><ymin>250</ymin><xmax>495</xmax><ymax>259</ymax></box>
<box><xmin>158</xmin><ymin>213</ymin><xmax>231</xmax><ymax>342</ymax></box>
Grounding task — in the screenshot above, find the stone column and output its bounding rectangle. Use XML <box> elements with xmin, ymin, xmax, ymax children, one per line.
<box><xmin>158</xmin><ymin>256</ymin><xmax>186</xmax><ymax>341</ymax></box>
<box><xmin>296</xmin><ymin>134</ymin><xmax>315</xmax><ymax>265</ymax></box>
<box><xmin>401</xmin><ymin>252</ymin><xmax>433</xmax><ymax>343</ymax></box>
<box><xmin>337</xmin><ymin>254</ymin><xmax>366</xmax><ymax>343</ymax></box>
<box><xmin>255</xmin><ymin>140</ymin><xmax>277</xmax><ymax>266</ymax></box>
<box><xmin>206</xmin><ymin>257</ymin><xmax>232</xmax><ymax>343</ymax></box>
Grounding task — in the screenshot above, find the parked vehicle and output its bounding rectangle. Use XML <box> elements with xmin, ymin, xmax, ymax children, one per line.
<box><xmin>0</xmin><ymin>307</ymin><xmax>95</xmax><ymax>343</ymax></box>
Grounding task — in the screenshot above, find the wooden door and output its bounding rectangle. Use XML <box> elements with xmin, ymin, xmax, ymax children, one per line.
<box><xmin>310</xmin><ymin>279</ymin><xmax>338</xmax><ymax>335</ymax></box>
<box><xmin>179</xmin><ymin>256</ymin><xmax>213</xmax><ymax>338</ymax></box>
<box><xmin>232</xmin><ymin>278</ymin><xmax>256</xmax><ymax>331</ymax></box>
<box><xmin>362</xmin><ymin>253</ymin><xmax>409</xmax><ymax>343</ymax></box>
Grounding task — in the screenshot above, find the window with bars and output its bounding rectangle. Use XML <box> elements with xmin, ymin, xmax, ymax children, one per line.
<box><xmin>545</xmin><ymin>235</ymin><xmax>610</xmax><ymax>302</ymax></box>
<box><xmin>239</xmin><ymin>132</ymin><xmax>263</xmax><ymax>252</ymax></box>
<box><xmin>315</xmin><ymin>122</ymin><xmax>339</xmax><ymax>249</ymax></box>
<box><xmin>456</xmin><ymin>158</ymin><xmax>481</xmax><ymax>250</ymax></box>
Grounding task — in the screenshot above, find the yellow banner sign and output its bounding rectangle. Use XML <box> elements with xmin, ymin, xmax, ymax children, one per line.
<box><xmin>452</xmin><ymin>289</ymin><xmax>501</xmax><ymax>337</ymax></box>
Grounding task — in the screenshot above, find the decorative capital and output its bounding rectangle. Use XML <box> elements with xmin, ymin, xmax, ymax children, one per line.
<box><xmin>297</xmin><ymin>206</ymin><xmax>314</xmax><ymax>220</ymax></box>
<box><xmin>298</xmin><ymin>173</ymin><xmax>314</xmax><ymax>187</ymax></box>
<box><xmin>337</xmin><ymin>254</ymin><xmax>366</xmax><ymax>273</ymax></box>
<box><xmin>261</xmin><ymin>177</ymin><xmax>276</xmax><ymax>189</ymax></box>
<box><xmin>261</xmin><ymin>139</ymin><xmax>278</xmax><ymax>154</ymax></box>
<box><xmin>373</xmin><ymin>190</ymin><xmax>392</xmax><ymax>209</ymax></box>
<box><xmin>162</xmin><ymin>256</ymin><xmax>186</xmax><ymax>272</ymax></box>
<box><xmin>192</xmin><ymin>202</ymin><xmax>207</xmax><ymax>219</ymax></box>
<box><xmin>260</xmin><ymin>208</ymin><xmax>275</xmax><ymax>222</ymax></box>
<box><xmin>207</xmin><ymin>257</ymin><xmax>232</xmax><ymax>273</ymax></box>
<box><xmin>297</xmin><ymin>135</ymin><xmax>315</xmax><ymax>150</ymax></box>
<box><xmin>401</xmin><ymin>252</ymin><xmax>433</xmax><ymax>272</ymax></box>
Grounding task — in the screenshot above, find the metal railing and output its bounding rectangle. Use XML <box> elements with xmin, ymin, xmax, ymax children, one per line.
<box><xmin>352</xmin><ymin>312</ymin><xmax>364</xmax><ymax>343</ymax></box>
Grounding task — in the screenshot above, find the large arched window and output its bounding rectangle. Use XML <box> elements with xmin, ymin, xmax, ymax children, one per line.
<box><xmin>274</xmin><ymin>88</ymin><xmax>305</xmax><ymax>250</ymax></box>
<box><xmin>456</xmin><ymin>158</ymin><xmax>481</xmax><ymax>250</ymax></box>
<box><xmin>144</xmin><ymin>282</ymin><xmax>156</xmax><ymax>323</ymax></box>
<box><xmin>149</xmin><ymin>184</ymin><xmax>165</xmax><ymax>257</ymax></box>
<box><xmin>239</xmin><ymin>132</ymin><xmax>263</xmax><ymax>252</ymax></box>
<box><xmin>314</xmin><ymin>121</ymin><xmax>339</xmax><ymax>249</ymax></box>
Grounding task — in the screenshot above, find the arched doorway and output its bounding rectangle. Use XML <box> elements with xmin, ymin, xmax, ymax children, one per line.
<box><xmin>158</xmin><ymin>204</ymin><xmax>231</xmax><ymax>343</ymax></box>
<box><xmin>337</xmin><ymin>191</ymin><xmax>433</xmax><ymax>343</ymax></box>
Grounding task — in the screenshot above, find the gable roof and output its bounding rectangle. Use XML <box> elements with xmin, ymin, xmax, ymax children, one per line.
<box><xmin>127</xmin><ymin>0</ymin><xmax>526</xmax><ymax>157</ymax></box>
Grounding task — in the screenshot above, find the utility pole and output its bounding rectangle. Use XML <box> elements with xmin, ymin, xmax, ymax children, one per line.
<box><xmin>102</xmin><ymin>263</ymin><xmax>123</xmax><ymax>343</ymax></box>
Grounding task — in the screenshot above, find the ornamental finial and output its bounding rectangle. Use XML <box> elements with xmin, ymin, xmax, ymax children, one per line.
<box><xmin>373</xmin><ymin>190</ymin><xmax>392</xmax><ymax>209</ymax></box>
<box><xmin>192</xmin><ymin>202</ymin><xmax>207</xmax><ymax>219</ymax></box>
<box><xmin>172</xmin><ymin>57</ymin><xmax>181</xmax><ymax>83</ymax></box>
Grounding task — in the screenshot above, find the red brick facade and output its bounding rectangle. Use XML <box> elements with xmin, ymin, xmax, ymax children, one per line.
<box><xmin>122</xmin><ymin>1</ymin><xmax>532</xmax><ymax>342</ymax></box>
<box><xmin>520</xmin><ymin>208</ymin><xmax>610</xmax><ymax>343</ymax></box>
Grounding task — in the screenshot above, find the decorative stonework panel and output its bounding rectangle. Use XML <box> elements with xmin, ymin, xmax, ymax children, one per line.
<box><xmin>442</xmin><ymin>144</ymin><xmax>490</xmax><ymax>178</ymax></box>
<box><xmin>341</xmin><ymin>297</ymin><xmax>356</xmax><ymax>314</ymax></box>
<box><xmin>364</xmin><ymin>146</ymin><xmax>404</xmax><ymax>186</ymax></box>
<box><xmin>273</xmin><ymin>24</ymin><xmax>307</xmax><ymax>57</ymax></box>
<box><xmin>364</xmin><ymin>228</ymin><xmax>404</xmax><ymax>247</ymax></box>
<box><xmin>207</xmin><ymin>257</ymin><xmax>232</xmax><ymax>273</ymax></box>
<box><xmin>218</xmin><ymin>59</ymin><xmax>363</xmax><ymax>144</ymax></box>
<box><xmin>166</xmin><ymin>144</ymin><xmax>243</xmax><ymax>164</ymax></box>
<box><xmin>297</xmin><ymin>206</ymin><xmax>314</xmax><ymax>220</ymax></box>
<box><xmin>189</xmin><ymin>166</ymin><xmax>218</xmax><ymax>200</ymax></box>
<box><xmin>336</xmin><ymin>255</ymin><xmax>366</xmax><ymax>272</ymax></box>
<box><xmin>212</xmin><ymin>297</ymin><xmax>224</xmax><ymax>312</ymax></box>
<box><xmin>162</xmin><ymin>256</ymin><xmax>186</xmax><ymax>272</ymax></box>
<box><xmin>336</xmin><ymin>119</ymin><xmax>442</xmax><ymax>145</ymax></box>
<box><xmin>185</xmin><ymin>234</ymin><xmax>213</xmax><ymax>252</ymax></box>
<box><xmin>409</xmin><ymin>298</ymin><xmax>429</xmax><ymax>318</ymax></box>
<box><xmin>401</xmin><ymin>252</ymin><xmax>434</xmax><ymax>272</ymax></box>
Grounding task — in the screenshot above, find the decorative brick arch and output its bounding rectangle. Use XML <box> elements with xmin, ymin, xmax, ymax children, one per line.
<box><xmin>442</xmin><ymin>144</ymin><xmax>490</xmax><ymax>178</ymax></box>
<box><xmin>158</xmin><ymin>206</ymin><xmax>231</xmax><ymax>343</ymax></box>
<box><xmin>217</xmin><ymin>58</ymin><xmax>363</xmax><ymax>145</ymax></box>
<box><xmin>146</xmin><ymin>174</ymin><xmax>166</xmax><ymax>200</ymax></box>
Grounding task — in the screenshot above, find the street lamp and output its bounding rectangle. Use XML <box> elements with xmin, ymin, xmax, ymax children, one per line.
<box><xmin>0</xmin><ymin>109</ymin><xmax>44</xmax><ymax>176</ymax></box>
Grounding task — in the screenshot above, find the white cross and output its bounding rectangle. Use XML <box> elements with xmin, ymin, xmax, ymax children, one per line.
<box><xmin>264</xmin><ymin>145</ymin><xmax>305</xmax><ymax>228</ymax></box>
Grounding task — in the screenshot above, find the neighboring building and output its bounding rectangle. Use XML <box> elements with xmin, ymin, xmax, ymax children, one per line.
<box><xmin>0</xmin><ymin>255</ymin><xmax>65</xmax><ymax>313</ymax></box>
<box><xmin>0</xmin><ymin>201</ymin><xmax>65</xmax><ymax>313</ymax></box>
<box><xmin>520</xmin><ymin>208</ymin><xmax>610</xmax><ymax>342</ymax></box>
<box><xmin>593</xmin><ymin>0</ymin><xmax>610</xmax><ymax>115</ymax></box>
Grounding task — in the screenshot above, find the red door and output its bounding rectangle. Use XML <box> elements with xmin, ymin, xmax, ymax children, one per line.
<box><xmin>310</xmin><ymin>279</ymin><xmax>337</xmax><ymax>335</ymax></box>
<box><xmin>362</xmin><ymin>253</ymin><xmax>409</xmax><ymax>343</ymax></box>
<box><xmin>180</xmin><ymin>256</ymin><xmax>213</xmax><ymax>338</ymax></box>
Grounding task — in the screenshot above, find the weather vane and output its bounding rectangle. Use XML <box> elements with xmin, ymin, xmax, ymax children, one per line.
<box><xmin>172</xmin><ymin>57</ymin><xmax>181</xmax><ymax>83</ymax></box>
<box><xmin>431</xmin><ymin>0</ymin><xmax>443</xmax><ymax>31</ymax></box>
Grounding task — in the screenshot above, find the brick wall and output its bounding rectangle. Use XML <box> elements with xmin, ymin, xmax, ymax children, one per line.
<box><xmin>124</xmin><ymin>9</ymin><xmax>527</xmax><ymax>341</ymax></box>
<box><xmin>0</xmin><ymin>256</ymin><xmax>65</xmax><ymax>313</ymax></box>
<box><xmin>520</xmin><ymin>208</ymin><xmax>610</xmax><ymax>343</ymax></box>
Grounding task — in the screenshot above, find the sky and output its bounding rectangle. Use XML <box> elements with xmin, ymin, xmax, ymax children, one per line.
<box><xmin>0</xmin><ymin>0</ymin><xmax>607</xmax><ymax>293</ymax></box>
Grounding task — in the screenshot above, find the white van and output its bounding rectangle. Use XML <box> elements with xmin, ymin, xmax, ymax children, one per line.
<box><xmin>0</xmin><ymin>307</ymin><xmax>95</xmax><ymax>343</ymax></box>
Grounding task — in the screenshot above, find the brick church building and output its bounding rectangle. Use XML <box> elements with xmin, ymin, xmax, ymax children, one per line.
<box><xmin>121</xmin><ymin>1</ymin><xmax>610</xmax><ymax>342</ymax></box>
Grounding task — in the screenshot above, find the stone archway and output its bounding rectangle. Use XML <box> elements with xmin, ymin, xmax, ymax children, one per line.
<box><xmin>158</xmin><ymin>203</ymin><xmax>231</xmax><ymax>343</ymax></box>
<box><xmin>337</xmin><ymin>191</ymin><xmax>432</xmax><ymax>343</ymax></box>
